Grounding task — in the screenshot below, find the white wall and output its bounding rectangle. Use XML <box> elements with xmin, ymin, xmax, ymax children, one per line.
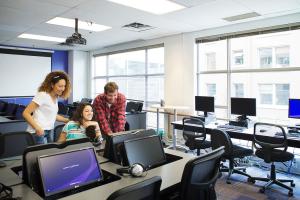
<box><xmin>68</xmin><ymin>50</ymin><xmax>89</xmax><ymax>103</ymax></box>
<box><xmin>90</xmin><ymin>12</ymin><xmax>300</xmax><ymax>114</ymax></box>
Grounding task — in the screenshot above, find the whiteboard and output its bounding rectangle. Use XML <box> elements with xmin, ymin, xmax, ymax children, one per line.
<box><xmin>0</xmin><ymin>51</ymin><xmax>52</xmax><ymax>97</ymax></box>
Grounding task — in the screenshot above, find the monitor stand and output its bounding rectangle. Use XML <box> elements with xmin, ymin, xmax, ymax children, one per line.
<box><xmin>229</xmin><ymin>115</ymin><xmax>249</xmax><ymax>128</ymax></box>
<box><xmin>193</xmin><ymin>112</ymin><xmax>214</xmax><ymax>124</ymax></box>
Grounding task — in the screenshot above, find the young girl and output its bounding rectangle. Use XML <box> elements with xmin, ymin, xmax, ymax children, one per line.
<box><xmin>58</xmin><ymin>103</ymin><xmax>102</xmax><ymax>142</ymax></box>
<box><xmin>23</xmin><ymin>71</ymin><xmax>71</xmax><ymax>144</ymax></box>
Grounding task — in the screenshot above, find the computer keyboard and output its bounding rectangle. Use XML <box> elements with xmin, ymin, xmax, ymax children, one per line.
<box><xmin>217</xmin><ymin>124</ymin><xmax>246</xmax><ymax>131</ymax></box>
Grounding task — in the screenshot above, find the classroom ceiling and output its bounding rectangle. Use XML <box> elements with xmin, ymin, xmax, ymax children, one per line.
<box><xmin>0</xmin><ymin>0</ymin><xmax>300</xmax><ymax>51</ymax></box>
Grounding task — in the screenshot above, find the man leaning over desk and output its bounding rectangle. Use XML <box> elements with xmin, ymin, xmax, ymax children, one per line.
<box><xmin>93</xmin><ymin>82</ymin><xmax>126</xmax><ymax>138</ymax></box>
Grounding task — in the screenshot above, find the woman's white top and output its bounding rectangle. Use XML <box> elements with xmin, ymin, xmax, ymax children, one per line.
<box><xmin>27</xmin><ymin>92</ymin><xmax>58</xmax><ymax>133</ymax></box>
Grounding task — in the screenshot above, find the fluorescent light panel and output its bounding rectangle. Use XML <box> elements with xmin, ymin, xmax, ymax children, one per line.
<box><xmin>107</xmin><ymin>0</ymin><xmax>185</xmax><ymax>15</ymax></box>
<box><xmin>47</xmin><ymin>17</ymin><xmax>111</xmax><ymax>32</ymax></box>
<box><xmin>18</xmin><ymin>33</ymin><xmax>65</xmax><ymax>42</ymax></box>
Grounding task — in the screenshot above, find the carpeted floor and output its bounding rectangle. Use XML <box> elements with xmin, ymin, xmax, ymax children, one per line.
<box><xmin>215</xmin><ymin>166</ymin><xmax>300</xmax><ymax>200</ymax></box>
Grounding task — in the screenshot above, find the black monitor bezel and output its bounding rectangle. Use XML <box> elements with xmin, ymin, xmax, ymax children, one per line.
<box><xmin>37</xmin><ymin>147</ymin><xmax>103</xmax><ymax>197</ymax></box>
<box><xmin>124</xmin><ymin>135</ymin><xmax>166</xmax><ymax>170</ymax></box>
<box><xmin>288</xmin><ymin>98</ymin><xmax>300</xmax><ymax>119</ymax></box>
<box><xmin>103</xmin><ymin>129</ymin><xmax>156</xmax><ymax>165</ymax></box>
<box><xmin>195</xmin><ymin>96</ymin><xmax>215</xmax><ymax>113</ymax></box>
<box><xmin>230</xmin><ymin>97</ymin><xmax>256</xmax><ymax>117</ymax></box>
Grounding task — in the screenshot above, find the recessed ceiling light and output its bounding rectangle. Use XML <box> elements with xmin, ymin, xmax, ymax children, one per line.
<box><xmin>47</xmin><ymin>17</ymin><xmax>111</xmax><ymax>32</ymax></box>
<box><xmin>18</xmin><ymin>33</ymin><xmax>65</xmax><ymax>42</ymax></box>
<box><xmin>223</xmin><ymin>12</ymin><xmax>261</xmax><ymax>22</ymax></box>
<box><xmin>107</xmin><ymin>0</ymin><xmax>185</xmax><ymax>15</ymax></box>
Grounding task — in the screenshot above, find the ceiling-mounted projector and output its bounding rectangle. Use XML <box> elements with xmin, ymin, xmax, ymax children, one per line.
<box><xmin>60</xmin><ymin>18</ymin><xmax>86</xmax><ymax>46</ymax></box>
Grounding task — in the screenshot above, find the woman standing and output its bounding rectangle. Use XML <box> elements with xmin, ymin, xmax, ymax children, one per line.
<box><xmin>23</xmin><ymin>71</ymin><xmax>71</xmax><ymax>144</ymax></box>
<box><xmin>57</xmin><ymin>103</ymin><xmax>102</xmax><ymax>142</ymax></box>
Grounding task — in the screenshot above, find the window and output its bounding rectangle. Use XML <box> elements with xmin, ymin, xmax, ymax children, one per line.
<box><xmin>276</xmin><ymin>46</ymin><xmax>289</xmax><ymax>67</ymax></box>
<box><xmin>233</xmin><ymin>50</ymin><xmax>244</xmax><ymax>65</ymax></box>
<box><xmin>206</xmin><ymin>53</ymin><xmax>216</xmax><ymax>70</ymax></box>
<box><xmin>259</xmin><ymin>84</ymin><xmax>273</xmax><ymax>105</ymax></box>
<box><xmin>207</xmin><ymin>84</ymin><xmax>216</xmax><ymax>96</ymax></box>
<box><xmin>276</xmin><ymin>84</ymin><xmax>289</xmax><ymax>105</ymax></box>
<box><xmin>197</xmin><ymin>28</ymin><xmax>300</xmax><ymax>124</ymax></box>
<box><xmin>259</xmin><ymin>48</ymin><xmax>272</xmax><ymax>68</ymax></box>
<box><xmin>233</xmin><ymin>83</ymin><xmax>244</xmax><ymax>97</ymax></box>
<box><xmin>259</xmin><ymin>84</ymin><xmax>290</xmax><ymax>106</ymax></box>
<box><xmin>92</xmin><ymin>46</ymin><xmax>165</xmax><ymax>129</ymax></box>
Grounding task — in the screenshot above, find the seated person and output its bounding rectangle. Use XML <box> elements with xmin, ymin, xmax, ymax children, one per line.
<box><xmin>58</xmin><ymin>103</ymin><xmax>102</xmax><ymax>143</ymax></box>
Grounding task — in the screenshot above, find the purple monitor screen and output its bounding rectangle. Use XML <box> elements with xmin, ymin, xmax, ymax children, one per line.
<box><xmin>38</xmin><ymin>147</ymin><xmax>103</xmax><ymax>197</ymax></box>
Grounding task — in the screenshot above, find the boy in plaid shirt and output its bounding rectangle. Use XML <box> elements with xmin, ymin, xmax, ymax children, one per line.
<box><xmin>93</xmin><ymin>82</ymin><xmax>126</xmax><ymax>136</ymax></box>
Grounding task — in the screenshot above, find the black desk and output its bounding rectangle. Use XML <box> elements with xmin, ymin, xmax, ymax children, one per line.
<box><xmin>171</xmin><ymin>121</ymin><xmax>300</xmax><ymax>148</ymax></box>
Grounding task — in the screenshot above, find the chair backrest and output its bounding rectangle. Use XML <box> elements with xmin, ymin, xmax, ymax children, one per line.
<box><xmin>4</xmin><ymin>103</ymin><xmax>18</xmax><ymax>116</ymax></box>
<box><xmin>0</xmin><ymin>100</ymin><xmax>8</xmax><ymax>112</ymax></box>
<box><xmin>0</xmin><ymin>132</ymin><xmax>4</xmax><ymax>156</ymax></box>
<box><xmin>22</xmin><ymin>138</ymin><xmax>91</xmax><ymax>195</ymax></box>
<box><xmin>14</xmin><ymin>105</ymin><xmax>26</xmax><ymax>120</ymax></box>
<box><xmin>180</xmin><ymin>147</ymin><xmax>225</xmax><ymax>200</ymax></box>
<box><xmin>0</xmin><ymin>131</ymin><xmax>35</xmax><ymax>159</ymax></box>
<box><xmin>182</xmin><ymin>117</ymin><xmax>206</xmax><ymax>143</ymax></box>
<box><xmin>107</xmin><ymin>176</ymin><xmax>162</xmax><ymax>200</ymax></box>
<box><xmin>210</xmin><ymin>129</ymin><xmax>233</xmax><ymax>157</ymax></box>
<box><xmin>53</xmin><ymin>124</ymin><xmax>65</xmax><ymax>142</ymax></box>
<box><xmin>253</xmin><ymin>122</ymin><xmax>287</xmax><ymax>152</ymax></box>
<box><xmin>58</xmin><ymin>102</ymin><xmax>68</xmax><ymax>115</ymax></box>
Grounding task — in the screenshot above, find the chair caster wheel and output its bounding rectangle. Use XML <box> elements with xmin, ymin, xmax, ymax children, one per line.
<box><xmin>291</xmin><ymin>182</ymin><xmax>295</xmax><ymax>187</ymax></box>
<box><xmin>247</xmin><ymin>178</ymin><xmax>255</xmax><ymax>184</ymax></box>
<box><xmin>259</xmin><ymin>188</ymin><xmax>265</xmax><ymax>193</ymax></box>
<box><xmin>288</xmin><ymin>191</ymin><xmax>293</xmax><ymax>197</ymax></box>
<box><xmin>226</xmin><ymin>180</ymin><xmax>231</xmax><ymax>184</ymax></box>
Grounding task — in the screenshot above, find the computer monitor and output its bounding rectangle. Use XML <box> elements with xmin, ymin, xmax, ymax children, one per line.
<box><xmin>126</xmin><ymin>101</ymin><xmax>143</xmax><ymax>113</ymax></box>
<box><xmin>38</xmin><ymin>147</ymin><xmax>103</xmax><ymax>197</ymax></box>
<box><xmin>103</xmin><ymin>129</ymin><xmax>156</xmax><ymax>165</ymax></box>
<box><xmin>124</xmin><ymin>135</ymin><xmax>166</xmax><ymax>170</ymax></box>
<box><xmin>231</xmin><ymin>97</ymin><xmax>256</xmax><ymax>120</ymax></box>
<box><xmin>195</xmin><ymin>96</ymin><xmax>214</xmax><ymax>117</ymax></box>
<box><xmin>288</xmin><ymin>99</ymin><xmax>300</xmax><ymax>119</ymax></box>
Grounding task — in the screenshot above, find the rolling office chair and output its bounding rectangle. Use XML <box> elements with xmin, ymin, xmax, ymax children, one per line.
<box><xmin>6</xmin><ymin>105</ymin><xmax>25</xmax><ymax>120</ymax></box>
<box><xmin>0</xmin><ymin>133</ymin><xmax>6</xmax><ymax>167</ymax></box>
<box><xmin>0</xmin><ymin>103</ymin><xmax>18</xmax><ymax>116</ymax></box>
<box><xmin>58</xmin><ymin>102</ymin><xmax>68</xmax><ymax>115</ymax></box>
<box><xmin>251</xmin><ymin>122</ymin><xmax>295</xmax><ymax>196</ymax></box>
<box><xmin>53</xmin><ymin>124</ymin><xmax>65</xmax><ymax>142</ymax></box>
<box><xmin>210</xmin><ymin>129</ymin><xmax>254</xmax><ymax>184</ymax></box>
<box><xmin>182</xmin><ymin>117</ymin><xmax>211</xmax><ymax>156</ymax></box>
<box><xmin>0</xmin><ymin>100</ymin><xmax>8</xmax><ymax>113</ymax></box>
<box><xmin>179</xmin><ymin>146</ymin><xmax>225</xmax><ymax>200</ymax></box>
<box><xmin>0</xmin><ymin>131</ymin><xmax>35</xmax><ymax>159</ymax></box>
<box><xmin>107</xmin><ymin>176</ymin><xmax>162</xmax><ymax>200</ymax></box>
